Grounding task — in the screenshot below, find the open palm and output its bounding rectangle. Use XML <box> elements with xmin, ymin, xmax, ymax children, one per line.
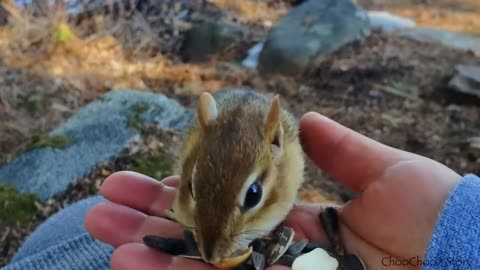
<box><xmin>85</xmin><ymin>112</ymin><xmax>461</xmax><ymax>270</ymax></box>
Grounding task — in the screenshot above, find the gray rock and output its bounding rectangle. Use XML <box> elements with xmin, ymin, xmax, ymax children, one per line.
<box><xmin>0</xmin><ymin>90</ymin><xmax>193</xmax><ymax>200</ymax></box>
<box><xmin>367</xmin><ymin>11</ymin><xmax>416</xmax><ymax>32</ymax></box>
<box><xmin>258</xmin><ymin>0</ymin><xmax>371</xmax><ymax>76</ymax></box>
<box><xmin>449</xmin><ymin>64</ymin><xmax>480</xmax><ymax>98</ymax></box>
<box><xmin>181</xmin><ymin>20</ymin><xmax>245</xmax><ymax>62</ymax></box>
<box><xmin>401</xmin><ymin>27</ymin><xmax>480</xmax><ymax>56</ymax></box>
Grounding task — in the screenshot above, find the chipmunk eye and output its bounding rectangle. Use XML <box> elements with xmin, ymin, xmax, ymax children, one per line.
<box><xmin>244</xmin><ymin>181</ymin><xmax>262</xmax><ymax>209</ymax></box>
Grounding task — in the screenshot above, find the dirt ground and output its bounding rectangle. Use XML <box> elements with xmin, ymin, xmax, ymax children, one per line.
<box><xmin>1</xmin><ymin>0</ymin><xmax>480</xmax><ymax>266</ymax></box>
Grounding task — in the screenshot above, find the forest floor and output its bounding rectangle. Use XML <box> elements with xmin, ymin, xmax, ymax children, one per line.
<box><xmin>1</xmin><ymin>0</ymin><xmax>479</xmax><ymax>266</ymax></box>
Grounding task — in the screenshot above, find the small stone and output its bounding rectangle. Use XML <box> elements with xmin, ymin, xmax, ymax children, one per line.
<box><xmin>101</xmin><ymin>168</ymin><xmax>111</xmax><ymax>176</ymax></box>
<box><xmin>292</xmin><ymin>248</ymin><xmax>338</xmax><ymax>270</ymax></box>
<box><xmin>286</xmin><ymin>239</ymin><xmax>309</xmax><ymax>256</ymax></box>
<box><xmin>339</xmin><ymin>254</ymin><xmax>367</xmax><ymax>270</ymax></box>
<box><xmin>181</xmin><ymin>20</ymin><xmax>245</xmax><ymax>62</ymax></box>
<box><xmin>448</xmin><ymin>64</ymin><xmax>480</xmax><ymax>98</ymax></box>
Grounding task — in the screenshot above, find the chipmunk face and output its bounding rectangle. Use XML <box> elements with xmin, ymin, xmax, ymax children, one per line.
<box><xmin>175</xmin><ymin>92</ymin><xmax>292</xmax><ymax>264</ymax></box>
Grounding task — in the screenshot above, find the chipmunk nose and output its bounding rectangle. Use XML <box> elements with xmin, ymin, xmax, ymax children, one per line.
<box><xmin>202</xmin><ymin>240</ymin><xmax>220</xmax><ymax>264</ymax></box>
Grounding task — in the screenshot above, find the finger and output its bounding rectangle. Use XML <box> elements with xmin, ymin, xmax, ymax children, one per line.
<box><xmin>299</xmin><ymin>112</ymin><xmax>418</xmax><ymax>191</ymax></box>
<box><xmin>284</xmin><ymin>204</ymin><xmax>408</xmax><ymax>270</ymax></box>
<box><xmin>337</xmin><ymin>216</ymin><xmax>416</xmax><ymax>270</ymax></box>
<box><xmin>84</xmin><ymin>202</ymin><xmax>183</xmax><ymax>248</ymax></box>
<box><xmin>282</xmin><ymin>204</ymin><xmax>332</xmax><ymax>243</ymax></box>
<box><xmin>111</xmin><ymin>243</ymin><xmax>215</xmax><ymax>270</ymax></box>
<box><xmin>285</xmin><ymin>204</ymin><xmax>415</xmax><ymax>270</ymax></box>
<box><xmin>341</xmin><ymin>159</ymin><xmax>461</xmax><ymax>259</ymax></box>
<box><xmin>112</xmin><ymin>244</ymin><xmax>294</xmax><ymax>270</ymax></box>
<box><xmin>100</xmin><ymin>171</ymin><xmax>180</xmax><ymax>216</ymax></box>
<box><xmin>162</xmin><ymin>176</ymin><xmax>180</xmax><ymax>188</ymax></box>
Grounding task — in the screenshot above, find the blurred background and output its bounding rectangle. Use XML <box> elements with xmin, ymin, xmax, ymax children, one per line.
<box><xmin>0</xmin><ymin>0</ymin><xmax>479</xmax><ymax>266</ymax></box>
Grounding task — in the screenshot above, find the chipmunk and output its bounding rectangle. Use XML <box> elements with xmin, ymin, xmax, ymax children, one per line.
<box><xmin>165</xmin><ymin>88</ymin><xmax>305</xmax><ymax>265</ymax></box>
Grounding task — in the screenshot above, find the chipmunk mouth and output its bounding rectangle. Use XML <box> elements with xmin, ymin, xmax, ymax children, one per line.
<box><xmin>213</xmin><ymin>247</ymin><xmax>253</xmax><ymax>269</ymax></box>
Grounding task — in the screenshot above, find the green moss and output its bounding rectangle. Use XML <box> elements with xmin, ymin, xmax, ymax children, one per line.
<box><xmin>24</xmin><ymin>135</ymin><xmax>72</xmax><ymax>152</ymax></box>
<box><xmin>386</xmin><ymin>80</ymin><xmax>419</xmax><ymax>98</ymax></box>
<box><xmin>9</xmin><ymin>135</ymin><xmax>72</xmax><ymax>160</ymax></box>
<box><xmin>52</xmin><ymin>23</ymin><xmax>74</xmax><ymax>43</ymax></box>
<box><xmin>0</xmin><ymin>183</ymin><xmax>38</xmax><ymax>228</ymax></box>
<box><xmin>18</xmin><ymin>91</ymin><xmax>47</xmax><ymax>113</ymax></box>
<box><xmin>127</xmin><ymin>102</ymin><xmax>150</xmax><ymax>133</ymax></box>
<box><xmin>130</xmin><ymin>153</ymin><xmax>174</xmax><ymax>180</ymax></box>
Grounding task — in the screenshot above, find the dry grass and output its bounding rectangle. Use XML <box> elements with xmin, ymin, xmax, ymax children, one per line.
<box><xmin>390</xmin><ymin>7</ymin><xmax>480</xmax><ymax>35</ymax></box>
<box><xmin>0</xmin><ymin>0</ymin><xmax>190</xmax><ymax>91</ymax></box>
<box><xmin>0</xmin><ymin>0</ymin><xmax>263</xmax><ymax>95</ymax></box>
<box><xmin>207</xmin><ymin>0</ymin><xmax>289</xmax><ymax>26</ymax></box>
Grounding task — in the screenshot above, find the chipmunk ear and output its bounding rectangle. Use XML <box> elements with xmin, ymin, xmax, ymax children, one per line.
<box><xmin>264</xmin><ymin>95</ymin><xmax>284</xmax><ymax>155</ymax></box>
<box><xmin>197</xmin><ymin>92</ymin><xmax>218</xmax><ymax>130</ymax></box>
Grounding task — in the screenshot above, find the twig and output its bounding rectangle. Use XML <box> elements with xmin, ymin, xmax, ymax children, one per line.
<box><xmin>372</xmin><ymin>83</ymin><xmax>420</xmax><ymax>100</ymax></box>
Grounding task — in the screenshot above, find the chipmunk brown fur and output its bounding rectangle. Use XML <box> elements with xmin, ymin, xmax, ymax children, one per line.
<box><xmin>166</xmin><ymin>88</ymin><xmax>305</xmax><ymax>264</ymax></box>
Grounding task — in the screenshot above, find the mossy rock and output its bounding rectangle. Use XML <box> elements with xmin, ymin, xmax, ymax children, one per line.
<box><xmin>130</xmin><ymin>153</ymin><xmax>175</xmax><ymax>181</ymax></box>
<box><xmin>0</xmin><ymin>183</ymin><xmax>38</xmax><ymax>228</ymax></box>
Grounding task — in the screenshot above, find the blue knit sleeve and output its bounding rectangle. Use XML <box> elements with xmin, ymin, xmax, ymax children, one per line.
<box><xmin>422</xmin><ymin>174</ymin><xmax>480</xmax><ymax>269</ymax></box>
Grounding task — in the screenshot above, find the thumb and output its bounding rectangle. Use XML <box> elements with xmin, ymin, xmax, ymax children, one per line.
<box><xmin>299</xmin><ymin>112</ymin><xmax>418</xmax><ymax>192</ymax></box>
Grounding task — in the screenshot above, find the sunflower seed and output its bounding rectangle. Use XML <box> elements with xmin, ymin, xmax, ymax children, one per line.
<box><xmin>177</xmin><ymin>254</ymin><xmax>202</xmax><ymax>260</ymax></box>
<box><xmin>286</xmin><ymin>239</ymin><xmax>309</xmax><ymax>256</ymax></box>
<box><xmin>252</xmin><ymin>251</ymin><xmax>265</xmax><ymax>270</ymax></box>
<box><xmin>250</xmin><ymin>239</ymin><xmax>266</xmax><ymax>253</ymax></box>
<box><xmin>143</xmin><ymin>235</ymin><xmax>188</xmax><ymax>255</ymax></box>
<box><xmin>320</xmin><ymin>207</ymin><xmax>344</xmax><ymax>256</ymax></box>
<box><xmin>265</xmin><ymin>227</ymin><xmax>295</xmax><ymax>265</ymax></box>
<box><xmin>339</xmin><ymin>254</ymin><xmax>367</xmax><ymax>270</ymax></box>
<box><xmin>303</xmin><ymin>242</ymin><xmax>330</xmax><ymax>253</ymax></box>
<box><xmin>276</xmin><ymin>254</ymin><xmax>297</xmax><ymax>267</ymax></box>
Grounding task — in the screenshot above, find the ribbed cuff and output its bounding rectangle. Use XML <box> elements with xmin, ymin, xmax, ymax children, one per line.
<box><xmin>423</xmin><ymin>174</ymin><xmax>480</xmax><ymax>269</ymax></box>
<box><xmin>3</xmin><ymin>233</ymin><xmax>113</xmax><ymax>270</ymax></box>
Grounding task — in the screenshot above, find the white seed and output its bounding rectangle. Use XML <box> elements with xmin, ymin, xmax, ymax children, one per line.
<box><xmin>292</xmin><ymin>248</ymin><xmax>338</xmax><ymax>270</ymax></box>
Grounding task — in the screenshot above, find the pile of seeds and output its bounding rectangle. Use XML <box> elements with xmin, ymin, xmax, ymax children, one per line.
<box><xmin>143</xmin><ymin>207</ymin><xmax>366</xmax><ymax>270</ymax></box>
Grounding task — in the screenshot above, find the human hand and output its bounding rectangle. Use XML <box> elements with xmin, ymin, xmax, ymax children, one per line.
<box><xmin>85</xmin><ymin>111</ymin><xmax>462</xmax><ymax>270</ymax></box>
<box><xmin>295</xmin><ymin>112</ymin><xmax>462</xmax><ymax>269</ymax></box>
